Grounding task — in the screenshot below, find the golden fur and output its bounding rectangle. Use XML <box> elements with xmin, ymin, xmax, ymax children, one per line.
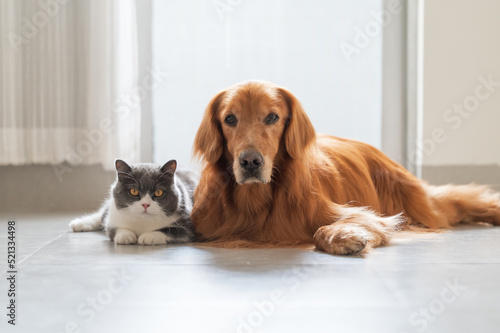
<box><xmin>191</xmin><ymin>81</ymin><xmax>500</xmax><ymax>255</ymax></box>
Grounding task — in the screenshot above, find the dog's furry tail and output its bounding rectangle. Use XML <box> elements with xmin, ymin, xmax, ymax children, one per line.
<box><xmin>401</xmin><ymin>181</ymin><xmax>500</xmax><ymax>228</ymax></box>
<box><xmin>425</xmin><ymin>183</ymin><xmax>500</xmax><ymax>226</ymax></box>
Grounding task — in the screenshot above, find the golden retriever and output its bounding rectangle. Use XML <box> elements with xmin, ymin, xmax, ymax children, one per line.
<box><xmin>191</xmin><ymin>81</ymin><xmax>500</xmax><ymax>255</ymax></box>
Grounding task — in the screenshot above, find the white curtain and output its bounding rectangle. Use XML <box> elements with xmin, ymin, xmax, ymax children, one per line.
<box><xmin>0</xmin><ymin>0</ymin><xmax>141</xmax><ymax>170</ymax></box>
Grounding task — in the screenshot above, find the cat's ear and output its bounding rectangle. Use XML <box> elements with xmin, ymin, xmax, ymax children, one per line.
<box><xmin>115</xmin><ymin>159</ymin><xmax>135</xmax><ymax>184</ymax></box>
<box><xmin>115</xmin><ymin>159</ymin><xmax>132</xmax><ymax>174</ymax></box>
<box><xmin>160</xmin><ymin>160</ymin><xmax>177</xmax><ymax>176</ymax></box>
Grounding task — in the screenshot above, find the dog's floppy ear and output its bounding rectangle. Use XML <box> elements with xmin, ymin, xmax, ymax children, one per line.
<box><xmin>278</xmin><ymin>87</ymin><xmax>316</xmax><ymax>160</ymax></box>
<box><xmin>193</xmin><ymin>90</ymin><xmax>226</xmax><ymax>164</ymax></box>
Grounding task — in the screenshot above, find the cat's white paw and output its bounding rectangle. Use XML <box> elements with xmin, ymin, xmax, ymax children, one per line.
<box><xmin>69</xmin><ymin>215</ymin><xmax>101</xmax><ymax>232</ymax></box>
<box><xmin>114</xmin><ymin>228</ymin><xmax>138</xmax><ymax>245</ymax></box>
<box><xmin>138</xmin><ymin>231</ymin><xmax>169</xmax><ymax>246</ymax></box>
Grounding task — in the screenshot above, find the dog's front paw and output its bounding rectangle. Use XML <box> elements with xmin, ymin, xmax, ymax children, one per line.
<box><xmin>138</xmin><ymin>231</ymin><xmax>169</xmax><ymax>246</ymax></box>
<box><xmin>313</xmin><ymin>225</ymin><xmax>368</xmax><ymax>255</ymax></box>
<box><xmin>114</xmin><ymin>228</ymin><xmax>138</xmax><ymax>245</ymax></box>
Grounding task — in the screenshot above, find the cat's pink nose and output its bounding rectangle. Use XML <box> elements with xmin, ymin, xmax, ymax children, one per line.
<box><xmin>142</xmin><ymin>203</ymin><xmax>150</xmax><ymax>210</ymax></box>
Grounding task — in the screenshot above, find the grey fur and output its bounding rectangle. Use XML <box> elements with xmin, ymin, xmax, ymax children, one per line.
<box><xmin>107</xmin><ymin>227</ymin><xmax>117</xmax><ymax>241</ymax></box>
<box><xmin>97</xmin><ymin>159</ymin><xmax>198</xmax><ymax>243</ymax></box>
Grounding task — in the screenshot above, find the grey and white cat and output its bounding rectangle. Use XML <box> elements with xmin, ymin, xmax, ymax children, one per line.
<box><xmin>70</xmin><ymin>159</ymin><xmax>198</xmax><ymax>245</ymax></box>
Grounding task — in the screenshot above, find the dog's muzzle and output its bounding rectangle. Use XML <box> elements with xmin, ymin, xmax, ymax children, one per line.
<box><xmin>238</xmin><ymin>150</ymin><xmax>264</xmax><ymax>183</ymax></box>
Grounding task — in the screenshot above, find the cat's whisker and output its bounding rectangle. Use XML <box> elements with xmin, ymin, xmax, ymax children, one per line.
<box><xmin>70</xmin><ymin>160</ymin><xmax>197</xmax><ymax>245</ymax></box>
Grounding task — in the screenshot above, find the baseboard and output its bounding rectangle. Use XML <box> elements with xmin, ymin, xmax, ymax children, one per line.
<box><xmin>422</xmin><ymin>165</ymin><xmax>500</xmax><ymax>191</ymax></box>
<box><xmin>0</xmin><ymin>164</ymin><xmax>115</xmax><ymax>213</ymax></box>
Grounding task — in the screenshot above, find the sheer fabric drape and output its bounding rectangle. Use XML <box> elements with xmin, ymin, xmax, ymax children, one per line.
<box><xmin>0</xmin><ymin>0</ymin><xmax>141</xmax><ymax>170</ymax></box>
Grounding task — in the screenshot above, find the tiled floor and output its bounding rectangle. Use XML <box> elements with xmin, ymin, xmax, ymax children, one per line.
<box><xmin>1</xmin><ymin>212</ymin><xmax>499</xmax><ymax>333</ymax></box>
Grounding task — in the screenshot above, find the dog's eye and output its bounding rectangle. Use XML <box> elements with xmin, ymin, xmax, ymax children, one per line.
<box><xmin>224</xmin><ymin>115</ymin><xmax>237</xmax><ymax>127</ymax></box>
<box><xmin>264</xmin><ymin>113</ymin><xmax>279</xmax><ymax>125</ymax></box>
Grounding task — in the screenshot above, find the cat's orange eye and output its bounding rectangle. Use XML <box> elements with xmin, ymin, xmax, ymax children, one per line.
<box><xmin>154</xmin><ymin>189</ymin><xmax>164</xmax><ymax>197</ymax></box>
<box><xmin>129</xmin><ymin>188</ymin><xmax>139</xmax><ymax>196</ymax></box>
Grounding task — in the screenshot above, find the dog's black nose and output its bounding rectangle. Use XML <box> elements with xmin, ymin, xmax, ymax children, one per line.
<box><xmin>239</xmin><ymin>150</ymin><xmax>263</xmax><ymax>171</ymax></box>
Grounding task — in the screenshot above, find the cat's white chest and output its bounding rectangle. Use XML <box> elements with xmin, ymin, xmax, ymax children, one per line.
<box><xmin>107</xmin><ymin>197</ymin><xmax>178</xmax><ymax>235</ymax></box>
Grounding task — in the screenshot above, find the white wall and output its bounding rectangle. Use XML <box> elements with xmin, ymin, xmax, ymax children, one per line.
<box><xmin>152</xmin><ymin>0</ymin><xmax>385</xmax><ymax>168</ymax></box>
<box><xmin>421</xmin><ymin>0</ymin><xmax>500</xmax><ymax>167</ymax></box>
